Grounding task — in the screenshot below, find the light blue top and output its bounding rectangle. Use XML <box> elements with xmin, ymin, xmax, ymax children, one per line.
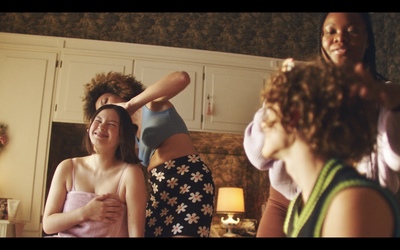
<box><xmin>137</xmin><ymin>105</ymin><xmax>189</xmax><ymax>167</ymax></box>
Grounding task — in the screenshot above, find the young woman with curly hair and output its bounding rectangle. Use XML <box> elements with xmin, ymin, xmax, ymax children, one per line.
<box><xmin>259</xmin><ymin>58</ymin><xmax>400</xmax><ymax>237</ymax></box>
<box><xmin>82</xmin><ymin>71</ymin><xmax>215</xmax><ymax>237</ymax></box>
<box><xmin>244</xmin><ymin>12</ymin><xmax>400</xmax><ymax>237</ymax></box>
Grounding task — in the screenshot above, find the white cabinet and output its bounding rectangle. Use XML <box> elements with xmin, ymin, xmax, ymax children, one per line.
<box><xmin>203</xmin><ymin>66</ymin><xmax>272</xmax><ymax>133</ymax></box>
<box><xmin>134</xmin><ymin>61</ymin><xmax>274</xmax><ymax>134</ymax></box>
<box><xmin>53</xmin><ymin>53</ymin><xmax>134</xmax><ymax>124</ymax></box>
<box><xmin>0</xmin><ymin>32</ymin><xmax>284</xmax><ymax>237</ymax></box>
<box><xmin>0</xmin><ymin>48</ymin><xmax>58</xmax><ymax>237</ymax></box>
<box><xmin>134</xmin><ymin>60</ymin><xmax>204</xmax><ymax>130</ymax></box>
<box><xmin>46</xmin><ymin>36</ymin><xmax>283</xmax><ymax>133</ymax></box>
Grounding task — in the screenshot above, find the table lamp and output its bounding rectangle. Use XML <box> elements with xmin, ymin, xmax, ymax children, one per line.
<box><xmin>216</xmin><ymin>187</ymin><xmax>245</xmax><ymax>237</ymax></box>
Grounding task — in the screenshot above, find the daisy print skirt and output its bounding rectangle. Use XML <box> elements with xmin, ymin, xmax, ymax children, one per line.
<box><xmin>144</xmin><ymin>154</ymin><xmax>215</xmax><ymax>237</ymax></box>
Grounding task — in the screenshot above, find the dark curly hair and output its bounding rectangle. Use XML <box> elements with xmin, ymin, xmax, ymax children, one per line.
<box><xmin>317</xmin><ymin>12</ymin><xmax>388</xmax><ymax>82</ymax></box>
<box><xmin>262</xmin><ymin>58</ymin><xmax>377</xmax><ymax>163</ymax></box>
<box><xmin>82</xmin><ymin>71</ymin><xmax>146</xmax><ymax>123</ymax></box>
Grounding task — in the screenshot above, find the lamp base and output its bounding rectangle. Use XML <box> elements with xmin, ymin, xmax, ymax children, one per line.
<box><xmin>221</xmin><ymin>222</ymin><xmax>239</xmax><ymax>237</ymax></box>
<box><xmin>222</xmin><ymin>231</ymin><xmax>238</xmax><ymax>237</ymax></box>
<box><xmin>220</xmin><ymin>213</ymin><xmax>240</xmax><ymax>238</ymax></box>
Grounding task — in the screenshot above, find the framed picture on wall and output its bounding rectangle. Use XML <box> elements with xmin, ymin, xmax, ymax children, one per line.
<box><xmin>0</xmin><ymin>198</ymin><xmax>9</xmax><ymax>220</ymax></box>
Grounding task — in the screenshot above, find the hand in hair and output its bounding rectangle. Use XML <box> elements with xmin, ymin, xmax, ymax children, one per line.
<box><xmin>354</xmin><ymin>63</ymin><xmax>400</xmax><ymax>110</ymax></box>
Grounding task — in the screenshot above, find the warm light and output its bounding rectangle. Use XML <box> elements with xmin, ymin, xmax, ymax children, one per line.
<box><xmin>216</xmin><ymin>187</ymin><xmax>245</xmax><ymax>237</ymax></box>
<box><xmin>216</xmin><ymin>187</ymin><xmax>245</xmax><ymax>213</ymax></box>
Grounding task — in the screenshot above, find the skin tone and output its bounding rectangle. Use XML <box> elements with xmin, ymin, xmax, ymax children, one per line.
<box><xmin>94</xmin><ymin>72</ymin><xmax>201</xmax><ymax>237</ymax></box>
<box><xmin>256</xmin><ymin>12</ymin><xmax>400</xmax><ymax>237</ymax></box>
<box><xmin>43</xmin><ymin>108</ymin><xmax>147</xmax><ymax>237</ymax></box>
<box><xmin>322</xmin><ymin>12</ymin><xmax>400</xmax><ymax>110</ymax></box>
<box><xmin>260</xmin><ymin>102</ymin><xmax>394</xmax><ymax>236</ymax></box>
<box><xmin>321</xmin><ymin>12</ymin><xmax>369</xmax><ymax>67</ymax></box>
<box><xmin>95</xmin><ymin>71</ymin><xmax>198</xmax><ymax>172</ymax></box>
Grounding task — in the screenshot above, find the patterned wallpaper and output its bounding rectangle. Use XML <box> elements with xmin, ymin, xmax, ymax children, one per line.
<box><xmin>3</xmin><ymin>12</ymin><xmax>400</xmax><ymax>232</ymax></box>
<box><xmin>0</xmin><ymin>12</ymin><xmax>399</xmax><ymax>82</ymax></box>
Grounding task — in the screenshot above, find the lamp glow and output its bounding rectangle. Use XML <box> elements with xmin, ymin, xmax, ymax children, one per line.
<box><xmin>216</xmin><ymin>187</ymin><xmax>245</xmax><ymax>237</ymax></box>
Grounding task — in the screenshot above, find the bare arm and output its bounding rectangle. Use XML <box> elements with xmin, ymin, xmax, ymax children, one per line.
<box><xmin>354</xmin><ymin>63</ymin><xmax>400</xmax><ymax>110</ymax></box>
<box><xmin>123</xmin><ymin>71</ymin><xmax>190</xmax><ymax>115</ymax></box>
<box><xmin>322</xmin><ymin>187</ymin><xmax>395</xmax><ymax>237</ymax></box>
<box><xmin>354</xmin><ymin>63</ymin><xmax>400</xmax><ymax>186</ymax></box>
<box><xmin>124</xmin><ymin>164</ymin><xmax>147</xmax><ymax>237</ymax></box>
<box><xmin>42</xmin><ymin>159</ymin><xmax>123</xmax><ymax>235</ymax></box>
<box><xmin>256</xmin><ymin>185</ymin><xmax>290</xmax><ymax>237</ymax></box>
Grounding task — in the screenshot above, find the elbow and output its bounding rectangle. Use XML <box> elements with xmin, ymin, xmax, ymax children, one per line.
<box><xmin>42</xmin><ymin>217</ymin><xmax>57</xmax><ymax>235</ymax></box>
<box><xmin>177</xmin><ymin>71</ymin><xmax>191</xmax><ymax>87</ymax></box>
<box><xmin>42</xmin><ymin>223</ymin><xmax>53</xmax><ymax>235</ymax></box>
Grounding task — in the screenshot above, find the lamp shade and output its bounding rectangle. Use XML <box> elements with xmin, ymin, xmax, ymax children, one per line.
<box><xmin>216</xmin><ymin>187</ymin><xmax>245</xmax><ymax>214</ymax></box>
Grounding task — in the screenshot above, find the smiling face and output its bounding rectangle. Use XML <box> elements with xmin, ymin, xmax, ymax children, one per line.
<box><xmin>89</xmin><ymin>107</ymin><xmax>121</xmax><ymax>151</ymax></box>
<box><xmin>321</xmin><ymin>12</ymin><xmax>369</xmax><ymax>66</ymax></box>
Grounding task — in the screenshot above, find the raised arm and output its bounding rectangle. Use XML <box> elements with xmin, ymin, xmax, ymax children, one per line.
<box><xmin>123</xmin><ymin>71</ymin><xmax>190</xmax><ymax>115</ymax></box>
<box><xmin>353</xmin><ymin>63</ymin><xmax>400</xmax><ymax>192</ymax></box>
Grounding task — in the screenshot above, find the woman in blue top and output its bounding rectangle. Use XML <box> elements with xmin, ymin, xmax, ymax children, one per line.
<box><xmin>83</xmin><ymin>71</ymin><xmax>215</xmax><ymax>237</ymax></box>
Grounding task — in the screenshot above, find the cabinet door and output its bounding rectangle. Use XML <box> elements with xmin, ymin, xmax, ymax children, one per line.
<box><xmin>203</xmin><ymin>66</ymin><xmax>272</xmax><ymax>133</ymax></box>
<box><xmin>0</xmin><ymin>49</ymin><xmax>57</xmax><ymax>237</ymax></box>
<box><xmin>53</xmin><ymin>53</ymin><xmax>134</xmax><ymax>124</ymax></box>
<box><xmin>134</xmin><ymin>60</ymin><xmax>204</xmax><ymax>130</ymax></box>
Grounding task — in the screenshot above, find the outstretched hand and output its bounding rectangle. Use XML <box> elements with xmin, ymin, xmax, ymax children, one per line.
<box><xmin>353</xmin><ymin>63</ymin><xmax>400</xmax><ymax>110</ymax></box>
<box><xmin>114</xmin><ymin>102</ymin><xmax>130</xmax><ymax>112</ymax></box>
<box><xmin>114</xmin><ymin>101</ymin><xmax>140</xmax><ymax>116</ymax></box>
<box><xmin>84</xmin><ymin>193</ymin><xmax>123</xmax><ymax>223</ymax></box>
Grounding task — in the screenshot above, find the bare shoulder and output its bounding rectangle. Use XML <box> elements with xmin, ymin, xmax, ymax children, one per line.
<box><xmin>124</xmin><ymin>163</ymin><xmax>146</xmax><ymax>177</ymax></box>
<box><xmin>323</xmin><ymin>187</ymin><xmax>395</xmax><ymax>237</ymax></box>
<box><xmin>55</xmin><ymin>158</ymin><xmax>74</xmax><ymax>174</ymax></box>
<box><xmin>56</xmin><ymin>156</ymin><xmax>87</xmax><ymax>172</ymax></box>
<box><xmin>122</xmin><ymin>163</ymin><xmax>147</xmax><ymax>193</ymax></box>
<box><xmin>54</xmin><ymin>156</ymin><xmax>90</xmax><ymax>182</ymax></box>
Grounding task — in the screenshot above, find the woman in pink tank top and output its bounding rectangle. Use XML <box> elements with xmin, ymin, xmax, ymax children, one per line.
<box><xmin>43</xmin><ymin>104</ymin><xmax>147</xmax><ymax>237</ymax></box>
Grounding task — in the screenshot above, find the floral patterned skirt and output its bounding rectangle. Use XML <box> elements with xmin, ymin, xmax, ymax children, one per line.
<box><xmin>144</xmin><ymin>154</ymin><xmax>215</xmax><ymax>237</ymax></box>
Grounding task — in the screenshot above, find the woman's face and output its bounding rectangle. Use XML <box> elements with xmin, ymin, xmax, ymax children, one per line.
<box><xmin>89</xmin><ymin>108</ymin><xmax>121</xmax><ymax>150</ymax></box>
<box><xmin>95</xmin><ymin>93</ymin><xmax>126</xmax><ymax>110</ymax></box>
<box><xmin>260</xmin><ymin>104</ymin><xmax>293</xmax><ymax>160</ymax></box>
<box><xmin>321</xmin><ymin>12</ymin><xmax>368</xmax><ymax>66</ymax></box>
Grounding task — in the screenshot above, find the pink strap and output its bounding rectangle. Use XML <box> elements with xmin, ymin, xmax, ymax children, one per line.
<box><xmin>71</xmin><ymin>158</ymin><xmax>76</xmax><ymax>191</ymax></box>
<box><xmin>115</xmin><ymin>163</ymin><xmax>128</xmax><ymax>195</ymax></box>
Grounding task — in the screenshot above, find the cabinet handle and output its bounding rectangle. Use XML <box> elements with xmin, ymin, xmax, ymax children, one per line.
<box><xmin>206</xmin><ymin>94</ymin><xmax>213</xmax><ymax>116</ymax></box>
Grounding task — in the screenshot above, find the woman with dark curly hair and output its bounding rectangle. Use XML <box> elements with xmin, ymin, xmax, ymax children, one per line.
<box><xmin>259</xmin><ymin>58</ymin><xmax>400</xmax><ymax>237</ymax></box>
<box><xmin>244</xmin><ymin>12</ymin><xmax>400</xmax><ymax>237</ymax></box>
<box><xmin>82</xmin><ymin>71</ymin><xmax>215</xmax><ymax>237</ymax></box>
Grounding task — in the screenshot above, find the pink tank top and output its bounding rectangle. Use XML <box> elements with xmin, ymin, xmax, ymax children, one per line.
<box><xmin>58</xmin><ymin>160</ymin><xmax>129</xmax><ymax>237</ymax></box>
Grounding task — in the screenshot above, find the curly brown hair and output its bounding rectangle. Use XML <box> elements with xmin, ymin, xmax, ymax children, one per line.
<box><xmin>82</xmin><ymin>71</ymin><xmax>146</xmax><ymax>123</ymax></box>
<box><xmin>262</xmin><ymin>58</ymin><xmax>378</xmax><ymax>163</ymax></box>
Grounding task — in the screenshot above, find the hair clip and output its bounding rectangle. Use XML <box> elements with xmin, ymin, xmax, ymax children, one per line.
<box><xmin>281</xmin><ymin>58</ymin><xmax>295</xmax><ymax>72</ymax></box>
